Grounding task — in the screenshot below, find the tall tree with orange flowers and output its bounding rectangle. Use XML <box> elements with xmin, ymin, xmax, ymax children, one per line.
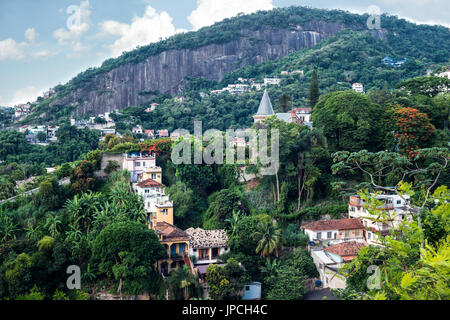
<box><xmin>390</xmin><ymin>106</ymin><xmax>435</xmax><ymax>158</ymax></box>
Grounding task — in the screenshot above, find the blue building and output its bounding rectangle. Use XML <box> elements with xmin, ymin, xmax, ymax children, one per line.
<box><xmin>382</xmin><ymin>57</ymin><xmax>408</xmax><ymax>67</ymax></box>
<box><xmin>242</xmin><ymin>282</ymin><xmax>262</xmax><ymax>300</ymax></box>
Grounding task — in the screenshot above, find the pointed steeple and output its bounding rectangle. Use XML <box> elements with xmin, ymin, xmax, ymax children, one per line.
<box><xmin>255</xmin><ymin>90</ymin><xmax>274</xmax><ymax>116</ymax></box>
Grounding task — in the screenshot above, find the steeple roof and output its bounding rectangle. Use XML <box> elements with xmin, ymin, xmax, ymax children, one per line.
<box><xmin>255</xmin><ymin>90</ymin><xmax>274</xmax><ymax>116</ymax></box>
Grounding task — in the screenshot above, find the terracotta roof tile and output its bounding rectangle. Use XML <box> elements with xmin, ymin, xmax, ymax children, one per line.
<box><xmin>302</xmin><ymin>218</ymin><xmax>364</xmax><ymax>231</ymax></box>
<box><xmin>185</xmin><ymin>228</ymin><xmax>228</xmax><ymax>249</ymax></box>
<box><xmin>136</xmin><ymin>179</ymin><xmax>162</xmax><ymax>188</ymax></box>
<box><xmin>155</xmin><ymin>222</ymin><xmax>190</xmax><ymax>242</ymax></box>
<box><xmin>324</xmin><ymin>241</ymin><xmax>365</xmax><ymax>257</ymax></box>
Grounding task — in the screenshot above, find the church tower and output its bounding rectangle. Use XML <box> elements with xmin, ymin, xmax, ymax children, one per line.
<box><xmin>253</xmin><ymin>90</ymin><xmax>275</xmax><ymax>124</ymax></box>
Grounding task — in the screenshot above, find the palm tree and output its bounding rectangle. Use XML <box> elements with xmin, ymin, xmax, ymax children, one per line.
<box><xmin>65</xmin><ymin>224</ymin><xmax>83</xmax><ymax>244</ymax></box>
<box><xmin>25</xmin><ymin>224</ymin><xmax>42</xmax><ymax>242</ymax></box>
<box><xmin>224</xmin><ymin>210</ymin><xmax>241</xmax><ymax>236</ymax></box>
<box><xmin>260</xmin><ymin>258</ymin><xmax>280</xmax><ymax>276</ymax></box>
<box><xmin>0</xmin><ymin>207</ymin><xmax>17</xmax><ymax>241</ymax></box>
<box><xmin>169</xmin><ymin>265</ymin><xmax>199</xmax><ymax>300</ymax></box>
<box><xmin>254</xmin><ymin>220</ymin><xmax>282</xmax><ymax>258</ymax></box>
<box><xmin>45</xmin><ymin>213</ymin><xmax>62</xmax><ymax>238</ymax></box>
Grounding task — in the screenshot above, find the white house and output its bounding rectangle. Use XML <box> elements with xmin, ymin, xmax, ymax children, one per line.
<box><xmin>264</xmin><ymin>78</ymin><xmax>281</xmax><ymax>86</ymax></box>
<box><xmin>185</xmin><ymin>228</ymin><xmax>228</xmax><ymax>266</ymax></box>
<box><xmin>352</xmin><ymin>83</ymin><xmax>364</xmax><ymax>93</ymax></box>
<box><xmin>132</xmin><ymin>125</ymin><xmax>143</xmax><ymax>135</ymax></box>
<box><xmin>438</xmin><ymin>71</ymin><xmax>450</xmax><ymax>79</ymax></box>
<box><xmin>123</xmin><ymin>153</ymin><xmax>157</xmax><ymax>174</ymax></box>
<box><xmin>311</xmin><ymin>241</ymin><xmax>365</xmax><ymax>289</ymax></box>
<box><xmin>301</xmin><ymin>218</ymin><xmax>366</xmax><ymax>245</ymax></box>
<box><xmin>348</xmin><ymin>194</ymin><xmax>412</xmax><ymax>245</ymax></box>
<box><xmin>133</xmin><ymin>178</ymin><xmax>165</xmax><ymax>214</ymax></box>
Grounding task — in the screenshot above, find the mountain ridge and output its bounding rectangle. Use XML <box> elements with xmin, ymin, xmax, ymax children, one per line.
<box><xmin>25</xmin><ymin>6</ymin><xmax>450</xmax><ymax>122</ymax></box>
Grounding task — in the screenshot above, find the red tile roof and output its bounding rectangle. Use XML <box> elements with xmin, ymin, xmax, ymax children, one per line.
<box><xmin>324</xmin><ymin>241</ymin><xmax>365</xmax><ymax>258</ymax></box>
<box><xmin>136</xmin><ymin>178</ymin><xmax>161</xmax><ymax>188</ymax></box>
<box><xmin>155</xmin><ymin>222</ymin><xmax>190</xmax><ymax>242</ymax></box>
<box><xmin>302</xmin><ymin>218</ymin><xmax>364</xmax><ymax>231</ymax></box>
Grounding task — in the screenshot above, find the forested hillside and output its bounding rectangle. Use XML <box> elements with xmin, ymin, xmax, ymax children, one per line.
<box><xmin>22</xmin><ymin>6</ymin><xmax>450</xmax><ymax>124</ymax></box>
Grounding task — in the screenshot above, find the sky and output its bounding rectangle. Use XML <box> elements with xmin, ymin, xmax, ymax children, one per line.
<box><xmin>0</xmin><ymin>0</ymin><xmax>449</xmax><ymax>107</ymax></box>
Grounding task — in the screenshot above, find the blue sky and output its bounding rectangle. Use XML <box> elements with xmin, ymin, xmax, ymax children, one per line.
<box><xmin>0</xmin><ymin>0</ymin><xmax>449</xmax><ymax>107</ymax></box>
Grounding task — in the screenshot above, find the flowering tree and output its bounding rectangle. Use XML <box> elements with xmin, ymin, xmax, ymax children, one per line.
<box><xmin>139</xmin><ymin>138</ymin><xmax>172</xmax><ymax>157</ymax></box>
<box><xmin>391</xmin><ymin>106</ymin><xmax>435</xmax><ymax>158</ymax></box>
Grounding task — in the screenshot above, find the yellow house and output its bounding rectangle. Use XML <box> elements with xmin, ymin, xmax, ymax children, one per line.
<box><xmin>142</xmin><ymin>166</ymin><xmax>163</xmax><ymax>184</ymax></box>
<box><xmin>154</xmin><ymin>222</ymin><xmax>192</xmax><ymax>276</ymax></box>
<box><xmin>149</xmin><ymin>197</ymin><xmax>193</xmax><ymax>276</ymax></box>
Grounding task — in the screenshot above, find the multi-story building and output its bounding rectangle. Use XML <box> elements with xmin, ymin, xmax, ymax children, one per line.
<box><xmin>154</xmin><ymin>222</ymin><xmax>192</xmax><ymax>277</ymax></box>
<box><xmin>126</xmin><ymin>152</ymin><xmax>193</xmax><ymax>277</ymax></box>
<box><xmin>348</xmin><ymin>194</ymin><xmax>412</xmax><ymax>245</ymax></box>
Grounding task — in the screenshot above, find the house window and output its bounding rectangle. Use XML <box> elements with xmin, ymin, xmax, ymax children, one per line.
<box><xmin>327</xmin><ymin>232</ymin><xmax>332</xmax><ymax>239</ymax></box>
<box><xmin>245</xmin><ymin>286</ymin><xmax>250</xmax><ymax>291</ymax></box>
<box><xmin>198</xmin><ymin>248</ymin><xmax>210</xmax><ymax>260</ymax></box>
<box><xmin>368</xmin><ymin>232</ymin><xmax>372</xmax><ymax>240</ymax></box>
<box><xmin>355</xmin><ymin>230</ymin><xmax>360</xmax><ymax>237</ymax></box>
<box><xmin>212</xmin><ymin>248</ymin><xmax>219</xmax><ymax>259</ymax></box>
<box><xmin>135</xmin><ymin>162</ymin><xmax>141</xmax><ymax>167</ymax></box>
<box><xmin>345</xmin><ymin>230</ymin><xmax>350</xmax><ymax>238</ymax></box>
<box><xmin>162</xmin><ymin>209</ymin><xmax>168</xmax><ymax>216</ymax></box>
<box><xmin>316</xmin><ymin>232</ymin><xmax>322</xmax><ymax>240</ymax></box>
<box><xmin>152</xmin><ymin>174</ymin><xmax>157</xmax><ymax>179</ymax></box>
<box><xmin>397</xmin><ymin>200</ymin><xmax>401</xmax><ymax>204</ymax></box>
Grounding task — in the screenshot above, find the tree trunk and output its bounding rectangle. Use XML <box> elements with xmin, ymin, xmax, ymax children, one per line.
<box><xmin>272</xmin><ymin>183</ymin><xmax>276</xmax><ymax>204</ymax></box>
<box><xmin>275</xmin><ymin>173</ymin><xmax>280</xmax><ymax>203</ymax></box>
<box><xmin>118</xmin><ymin>278</ymin><xmax>123</xmax><ymax>300</ymax></box>
<box><xmin>297</xmin><ymin>153</ymin><xmax>304</xmax><ymax>211</ymax></box>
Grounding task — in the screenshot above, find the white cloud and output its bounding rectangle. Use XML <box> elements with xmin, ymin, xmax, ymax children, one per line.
<box><xmin>8</xmin><ymin>86</ymin><xmax>44</xmax><ymax>106</ymax></box>
<box><xmin>99</xmin><ymin>5</ymin><xmax>187</xmax><ymax>57</ymax></box>
<box><xmin>0</xmin><ymin>38</ymin><xmax>26</xmax><ymax>62</ymax></box>
<box><xmin>188</xmin><ymin>0</ymin><xmax>274</xmax><ymax>30</ymax></box>
<box><xmin>24</xmin><ymin>28</ymin><xmax>37</xmax><ymax>43</ymax></box>
<box><xmin>53</xmin><ymin>0</ymin><xmax>91</xmax><ymax>56</ymax></box>
<box><xmin>32</xmin><ymin>50</ymin><xmax>56</xmax><ymax>59</ymax></box>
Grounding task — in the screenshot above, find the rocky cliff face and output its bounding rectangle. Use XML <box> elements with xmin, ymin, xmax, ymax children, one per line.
<box><xmin>51</xmin><ymin>21</ymin><xmax>369</xmax><ymax>116</ymax></box>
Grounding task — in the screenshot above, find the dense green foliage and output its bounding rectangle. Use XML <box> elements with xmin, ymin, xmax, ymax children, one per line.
<box><xmin>0</xmin><ymin>5</ymin><xmax>449</xmax><ymax>300</ymax></box>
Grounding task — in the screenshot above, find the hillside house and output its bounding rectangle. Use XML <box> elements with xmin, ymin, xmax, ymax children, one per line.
<box><xmin>348</xmin><ymin>194</ymin><xmax>412</xmax><ymax>245</ymax></box>
<box><xmin>263</xmin><ymin>78</ymin><xmax>281</xmax><ymax>86</ymax></box>
<box><xmin>158</xmin><ymin>130</ymin><xmax>169</xmax><ymax>138</ymax></box>
<box><xmin>185</xmin><ymin>228</ymin><xmax>228</xmax><ymax>267</ymax></box>
<box><xmin>438</xmin><ymin>71</ymin><xmax>450</xmax><ymax>79</ymax></box>
<box><xmin>253</xmin><ymin>91</ymin><xmax>313</xmax><ymax>128</ymax></box>
<box><xmin>352</xmin><ymin>83</ymin><xmax>364</xmax><ymax>93</ymax></box>
<box><xmin>132</xmin><ymin>125</ymin><xmax>143</xmax><ymax>135</ymax></box>
<box><xmin>290</xmin><ymin>108</ymin><xmax>312</xmax><ymax>125</ymax></box>
<box><xmin>301</xmin><ymin>218</ymin><xmax>365</xmax><ymax>245</ymax></box>
<box><xmin>311</xmin><ymin>241</ymin><xmax>365</xmax><ymax>289</ymax></box>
